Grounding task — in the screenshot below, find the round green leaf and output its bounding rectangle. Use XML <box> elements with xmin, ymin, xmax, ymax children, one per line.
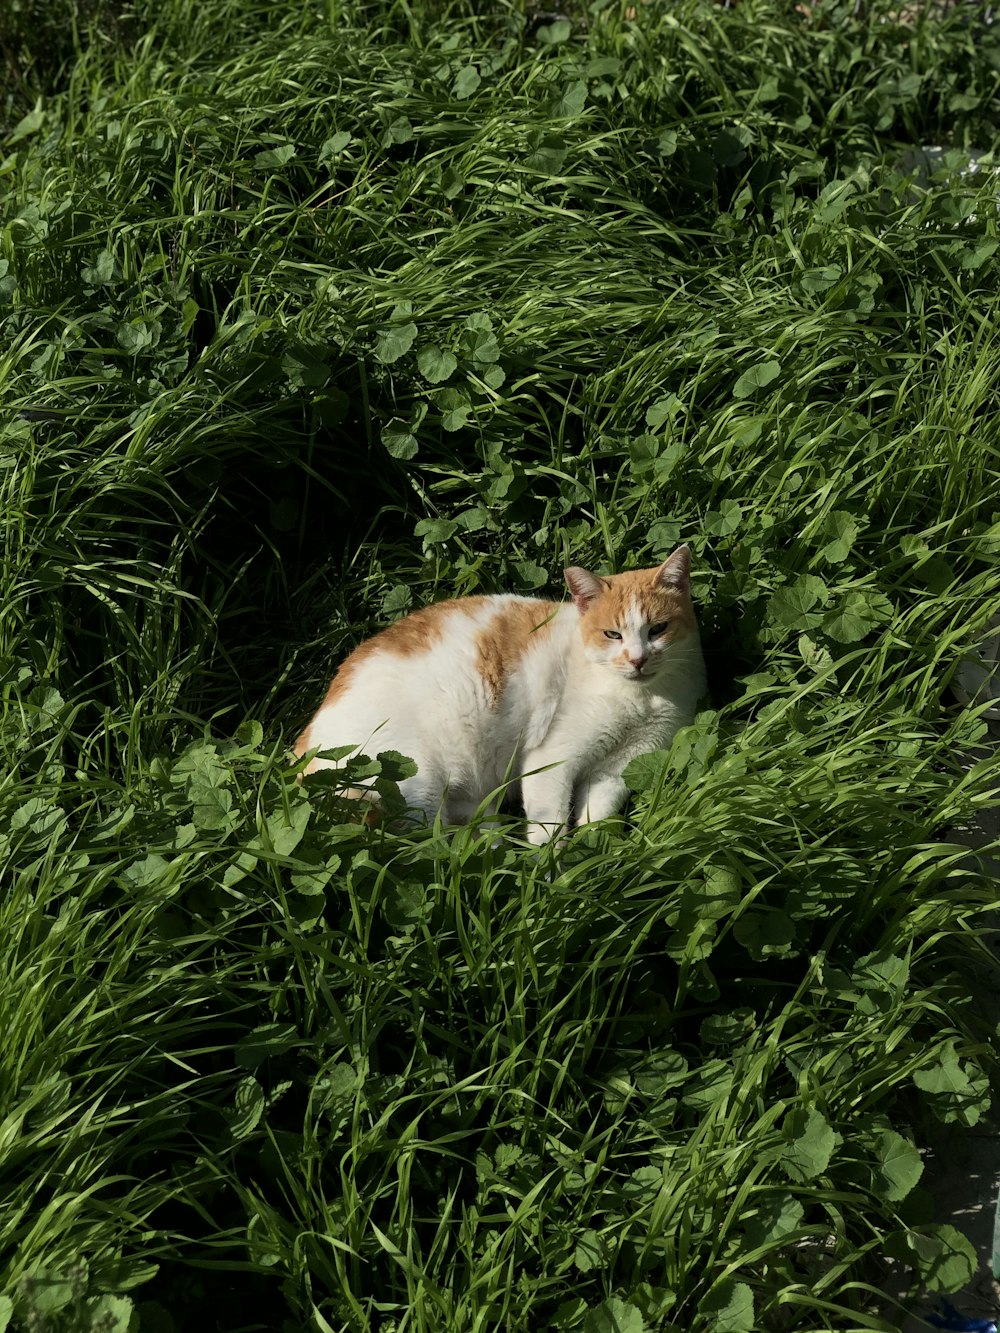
<box><xmin>701</xmin><ymin>1279</ymin><xmax>755</xmax><ymax>1333</ymax></box>
<box><xmin>89</xmin><ymin>1295</ymin><xmax>134</xmax><ymax>1333</ymax></box>
<box><xmin>82</xmin><ymin>249</ymin><xmax>116</xmax><ymax>285</ymax></box>
<box><xmin>236</xmin><ymin>719</ymin><xmax>264</xmax><ymax>750</ymax></box>
<box><xmin>319</xmin><ymin>130</ymin><xmax>351</xmax><ymax>161</ymax></box>
<box><xmin>417</xmin><ymin>344</ymin><xmax>457</xmax><ymax>383</ymax></box>
<box><xmin>414</xmin><ymin>517</ymin><xmax>458</xmax><ymax>544</ymax></box>
<box><xmin>384</xmin><ymin>115</ymin><xmax>413</xmax><ymax>144</ymax></box>
<box><xmin>453</xmin><ymin>65</ymin><xmax>481</xmax><ymax>99</ymax></box>
<box><xmin>733</xmin><ymin>359</ymin><xmax>780</xmax><ymax>398</ymax></box>
<box><xmin>646</xmin><ymin>394</ymin><xmax>680</xmax><ymax>429</ymax></box>
<box><xmin>681</xmin><ymin>1059</ymin><xmax>733</xmax><ymax>1111</ymax></box>
<box><xmin>382</xmin><ymin>418</ymin><xmax>419</xmax><ymax>459</ymax></box>
<box><xmin>733</xmin><ymin>909</ymin><xmax>796</xmax><ymax>961</ymax></box>
<box><xmin>704</xmin><ymin>500</ymin><xmax>743</xmax><ymax>537</ymax></box>
<box><xmin>875</xmin><ymin>1130</ymin><xmax>923</xmax><ymax>1202</ymax></box>
<box><xmin>375</xmin><ymin>303</ymin><xmax>418</xmax><ymax>364</ymax></box>
<box><xmin>434</xmin><ymin>387</ymin><xmax>471</xmax><ymax>431</ymax></box>
<box><xmin>634</xmin><ymin>1048</ymin><xmax>688</xmax><ymax>1096</ymax></box>
<box><xmin>441</xmin><ymin>166</ymin><xmax>464</xmax><ymax>198</ymax></box>
<box><xmin>525</xmin><ymin>137</ymin><xmax>567</xmax><ymax>174</ymax></box>
<box><xmin>254</xmin><ymin>143</ymin><xmax>296</xmax><ymax>168</ymax></box>
<box><xmin>462</xmin><ymin>314</ymin><xmax>500</xmax><ymax>363</ymax></box>
<box><xmin>822</xmin><ymin>590</ymin><xmax>892</xmax><ymax>643</ymax></box>
<box><xmin>382</xmin><ymin>584</ymin><xmax>412</xmax><ymax>615</ymax></box>
<box><xmin>582</xmin><ymin>1297</ymin><xmax>645</xmax><ymax>1333</ymax></box>
<box><xmin>8</xmin><ymin>106</ymin><xmax>45</xmax><ymax>145</ymax></box>
<box><xmin>24</xmin><ymin>1271</ymin><xmax>74</xmax><ymax>1315</ymax></box>
<box><xmin>781</xmin><ymin>1108</ymin><xmax>839</xmax><ymax>1182</ymax></box>
<box><xmin>701</xmin><ymin>1008</ymin><xmax>754</xmax><ymax>1047</ymax></box>
<box><xmin>117</xmin><ymin>318</ymin><xmax>158</xmax><ymax>353</ymax></box>
<box><xmin>767</xmin><ymin>575</ymin><xmax>828</xmax><ymax>629</ymax></box>
<box><xmin>235</xmin><ymin>1023</ymin><xmax>299</xmax><ymax>1069</ymax></box>
<box><xmin>798</xmin><ymin>634</ymin><xmax>833</xmax><ymax>673</ymax></box>
<box><xmin>552</xmin><ymin>80</ymin><xmax>587</xmax><ymax>118</ymax></box>
<box><xmin>120</xmin><ymin>852</ymin><xmax>171</xmax><ymax>889</ymax></box>
<box><xmin>263</xmin><ymin>799</ymin><xmax>310</xmax><ymax>856</ymax></box>
<box><xmin>573</xmin><ymin>1228</ymin><xmax>607</xmax><ymax>1274</ymax></box>
<box><xmin>743</xmin><ymin>1193</ymin><xmax>805</xmax><ymax>1248</ymax></box>
<box><xmin>536</xmin><ymin>18</ymin><xmax>571</xmax><ymax>43</ymax></box>
<box><xmin>623</xmin><ymin>749</ymin><xmax>670</xmax><ymax>793</ymax></box>
<box><xmin>889</xmin><ymin>1225</ymin><xmax>977</xmax><ymax>1293</ymax></box>
<box><xmin>800</xmin><ymin>264</ymin><xmax>843</xmax><ymax>294</ymax></box>
<box><xmin>819</xmin><ymin>511</ymin><xmax>859</xmax><ymax>562</ymax></box>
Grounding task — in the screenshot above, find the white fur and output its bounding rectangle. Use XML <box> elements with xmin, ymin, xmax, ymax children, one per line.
<box><xmin>303</xmin><ymin>595</ymin><xmax>706</xmax><ymax>843</ymax></box>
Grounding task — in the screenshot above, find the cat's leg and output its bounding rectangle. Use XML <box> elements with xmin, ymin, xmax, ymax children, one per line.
<box><xmin>520</xmin><ymin>764</ymin><xmax>574</xmax><ymax>846</ymax></box>
<box><xmin>397</xmin><ymin>772</ymin><xmax>447</xmax><ymax>826</ymax></box>
<box><xmin>444</xmin><ymin>798</ymin><xmax>476</xmax><ymax>824</ymax></box>
<box><xmin>444</xmin><ymin>794</ymin><xmax>509</xmax><ymax>850</ymax></box>
<box><xmin>443</xmin><ymin>792</ymin><xmax>486</xmax><ymax>826</ymax></box>
<box><xmin>575</xmin><ymin>771</ymin><xmax>628</xmax><ymax>828</ymax></box>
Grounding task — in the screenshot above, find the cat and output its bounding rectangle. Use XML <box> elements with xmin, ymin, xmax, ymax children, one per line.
<box><xmin>294</xmin><ymin>545</ymin><xmax>706</xmax><ymax>844</ymax></box>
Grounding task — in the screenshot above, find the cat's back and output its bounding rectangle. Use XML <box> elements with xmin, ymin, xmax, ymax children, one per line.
<box><xmin>295</xmin><ymin>592</ymin><xmax>571</xmax><ymax>760</ymax></box>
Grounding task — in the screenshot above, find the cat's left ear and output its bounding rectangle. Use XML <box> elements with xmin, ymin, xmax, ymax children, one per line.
<box><xmin>655</xmin><ymin>545</ymin><xmax>691</xmax><ymax>595</ymax></box>
<box><xmin>564</xmin><ymin>566</ymin><xmax>607</xmax><ymax>612</ymax></box>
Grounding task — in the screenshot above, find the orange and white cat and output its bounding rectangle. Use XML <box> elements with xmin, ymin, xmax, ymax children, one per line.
<box><xmin>295</xmin><ymin>545</ymin><xmax>705</xmax><ymax>844</ymax></box>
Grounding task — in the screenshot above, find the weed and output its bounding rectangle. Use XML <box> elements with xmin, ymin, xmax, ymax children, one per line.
<box><xmin>2</xmin><ymin>1</ymin><xmax>1000</xmax><ymax>1329</ymax></box>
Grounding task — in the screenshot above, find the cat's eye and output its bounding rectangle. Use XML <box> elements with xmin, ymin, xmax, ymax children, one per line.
<box><xmin>604</xmin><ymin>629</ymin><xmax>622</xmax><ymax>640</ymax></box>
<box><xmin>649</xmin><ymin>621</ymin><xmax>670</xmax><ymax>638</ymax></box>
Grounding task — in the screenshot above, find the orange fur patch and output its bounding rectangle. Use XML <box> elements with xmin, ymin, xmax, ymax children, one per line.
<box><xmin>474</xmin><ymin>599</ymin><xmax>560</xmax><ymax>707</ymax></box>
<box><xmin>294</xmin><ymin>597</ymin><xmax>487</xmax><ymax>755</ymax></box>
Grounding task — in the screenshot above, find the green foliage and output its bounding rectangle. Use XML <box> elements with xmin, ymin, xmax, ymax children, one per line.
<box><xmin>781</xmin><ymin>1108</ymin><xmax>841</xmax><ymax>1183</ymax></box>
<box><xmin>887</xmin><ymin>1225</ymin><xmax>979</xmax><ymax>1293</ymax></box>
<box><xmin>701</xmin><ymin>1279</ymin><xmax>755</xmax><ymax>1332</ymax></box>
<box><xmin>584</xmin><ymin>1298</ymin><xmax>646</xmax><ymax>1333</ymax></box>
<box><xmin>2</xmin><ymin>0</ymin><xmax>1000</xmax><ymax>1330</ymax></box>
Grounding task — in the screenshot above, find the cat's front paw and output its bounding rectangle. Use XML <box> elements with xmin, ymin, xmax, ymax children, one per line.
<box><xmin>525</xmin><ymin>820</ymin><xmax>567</xmax><ymax>847</ymax></box>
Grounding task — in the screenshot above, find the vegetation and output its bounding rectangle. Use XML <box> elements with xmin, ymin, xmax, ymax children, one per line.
<box><xmin>2</xmin><ymin>0</ymin><xmax>1000</xmax><ymax>1329</ymax></box>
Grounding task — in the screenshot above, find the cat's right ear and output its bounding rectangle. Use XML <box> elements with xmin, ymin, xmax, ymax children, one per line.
<box><xmin>656</xmin><ymin>544</ymin><xmax>691</xmax><ymax>595</ymax></box>
<box><xmin>564</xmin><ymin>567</ymin><xmax>607</xmax><ymax>613</ymax></box>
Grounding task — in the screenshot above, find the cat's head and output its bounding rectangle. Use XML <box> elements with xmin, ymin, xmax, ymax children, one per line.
<box><xmin>563</xmin><ymin>546</ymin><xmax>697</xmax><ymax>681</ymax></box>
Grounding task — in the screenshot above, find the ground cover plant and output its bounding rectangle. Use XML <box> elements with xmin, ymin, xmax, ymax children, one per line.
<box><xmin>3</xmin><ymin>0</ymin><xmax>1000</xmax><ymax>1329</ymax></box>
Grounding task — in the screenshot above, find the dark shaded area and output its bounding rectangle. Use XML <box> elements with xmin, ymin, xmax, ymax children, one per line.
<box><xmin>0</xmin><ymin>0</ymin><xmax>134</xmax><ymax>115</ymax></box>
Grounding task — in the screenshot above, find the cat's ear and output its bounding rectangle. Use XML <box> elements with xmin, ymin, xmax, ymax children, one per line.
<box><xmin>564</xmin><ymin>566</ymin><xmax>607</xmax><ymax>612</ymax></box>
<box><xmin>655</xmin><ymin>545</ymin><xmax>691</xmax><ymax>595</ymax></box>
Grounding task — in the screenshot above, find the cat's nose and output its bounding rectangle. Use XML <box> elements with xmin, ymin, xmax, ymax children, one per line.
<box><xmin>628</xmin><ymin>653</ymin><xmax>648</xmax><ymax>669</ymax></box>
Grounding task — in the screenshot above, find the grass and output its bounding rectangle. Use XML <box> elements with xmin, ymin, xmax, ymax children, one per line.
<box><xmin>2</xmin><ymin>0</ymin><xmax>1000</xmax><ymax>1329</ymax></box>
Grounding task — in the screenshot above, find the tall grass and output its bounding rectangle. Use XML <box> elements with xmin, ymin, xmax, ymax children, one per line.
<box><xmin>2</xmin><ymin>0</ymin><xmax>1000</xmax><ymax>1329</ymax></box>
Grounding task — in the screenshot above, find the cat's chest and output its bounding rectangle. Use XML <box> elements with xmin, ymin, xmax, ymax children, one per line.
<box><xmin>561</xmin><ymin>674</ymin><xmax>674</xmax><ymax>740</ymax></box>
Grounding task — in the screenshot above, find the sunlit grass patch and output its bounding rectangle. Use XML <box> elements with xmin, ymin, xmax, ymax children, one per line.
<box><xmin>2</xmin><ymin>0</ymin><xmax>1000</xmax><ymax>1328</ymax></box>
